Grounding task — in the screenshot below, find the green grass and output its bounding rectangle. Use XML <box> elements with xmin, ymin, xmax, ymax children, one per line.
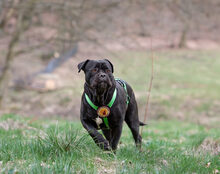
<box><xmin>0</xmin><ymin>114</ymin><xmax>219</xmax><ymax>173</ymax></box>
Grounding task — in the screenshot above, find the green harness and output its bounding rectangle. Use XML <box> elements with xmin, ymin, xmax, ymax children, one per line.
<box><xmin>85</xmin><ymin>79</ymin><xmax>129</xmax><ymax>129</ymax></box>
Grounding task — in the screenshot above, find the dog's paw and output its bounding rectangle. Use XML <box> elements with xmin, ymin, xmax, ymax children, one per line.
<box><xmin>104</xmin><ymin>143</ymin><xmax>111</xmax><ymax>151</ymax></box>
<box><xmin>98</xmin><ymin>141</ymin><xmax>111</xmax><ymax>151</ymax></box>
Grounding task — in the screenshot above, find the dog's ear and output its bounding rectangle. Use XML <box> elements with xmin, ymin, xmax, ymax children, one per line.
<box><xmin>78</xmin><ymin>59</ymin><xmax>90</xmax><ymax>73</ymax></box>
<box><xmin>104</xmin><ymin>59</ymin><xmax>114</xmax><ymax>73</ymax></box>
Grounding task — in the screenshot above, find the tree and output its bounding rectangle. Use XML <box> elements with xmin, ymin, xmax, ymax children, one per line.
<box><xmin>0</xmin><ymin>0</ymin><xmax>36</xmax><ymax>106</ymax></box>
<box><xmin>0</xmin><ymin>0</ymin><xmax>120</xmax><ymax>107</ymax></box>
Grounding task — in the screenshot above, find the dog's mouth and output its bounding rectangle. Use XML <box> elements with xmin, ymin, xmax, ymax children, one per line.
<box><xmin>92</xmin><ymin>80</ymin><xmax>107</xmax><ymax>90</ymax></box>
<box><xmin>90</xmin><ymin>78</ymin><xmax>112</xmax><ymax>95</ymax></box>
<box><xmin>98</xmin><ymin>81</ymin><xmax>108</xmax><ymax>90</ymax></box>
<box><xmin>91</xmin><ymin>77</ymin><xmax>112</xmax><ymax>87</ymax></box>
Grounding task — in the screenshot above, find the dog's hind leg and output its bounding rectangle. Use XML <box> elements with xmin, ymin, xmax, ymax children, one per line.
<box><xmin>125</xmin><ymin>118</ymin><xmax>142</xmax><ymax>148</ymax></box>
<box><xmin>125</xmin><ymin>94</ymin><xmax>142</xmax><ymax>149</ymax></box>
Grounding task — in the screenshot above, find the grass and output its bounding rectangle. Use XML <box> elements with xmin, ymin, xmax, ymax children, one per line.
<box><xmin>0</xmin><ymin>114</ymin><xmax>219</xmax><ymax>173</ymax></box>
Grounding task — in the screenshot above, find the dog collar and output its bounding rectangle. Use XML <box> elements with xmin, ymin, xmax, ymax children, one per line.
<box><xmin>85</xmin><ymin>88</ymin><xmax>117</xmax><ymax>129</ymax></box>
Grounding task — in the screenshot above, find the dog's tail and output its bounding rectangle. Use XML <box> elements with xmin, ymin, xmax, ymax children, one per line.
<box><xmin>139</xmin><ymin>121</ymin><xmax>147</xmax><ymax>126</ymax></box>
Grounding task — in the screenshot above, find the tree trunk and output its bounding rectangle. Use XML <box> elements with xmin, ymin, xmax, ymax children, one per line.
<box><xmin>0</xmin><ymin>20</ymin><xmax>21</xmax><ymax>108</ymax></box>
<box><xmin>0</xmin><ymin>0</ymin><xmax>36</xmax><ymax>108</ymax></box>
<box><xmin>178</xmin><ymin>23</ymin><xmax>189</xmax><ymax>48</ymax></box>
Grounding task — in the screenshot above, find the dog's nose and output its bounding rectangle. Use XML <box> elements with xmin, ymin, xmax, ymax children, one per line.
<box><xmin>99</xmin><ymin>73</ymin><xmax>106</xmax><ymax>78</ymax></box>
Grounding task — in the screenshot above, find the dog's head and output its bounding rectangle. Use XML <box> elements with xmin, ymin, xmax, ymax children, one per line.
<box><xmin>78</xmin><ymin>59</ymin><xmax>115</xmax><ymax>95</ymax></box>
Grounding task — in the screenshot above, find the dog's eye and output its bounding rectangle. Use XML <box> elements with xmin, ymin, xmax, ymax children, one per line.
<box><xmin>92</xmin><ymin>68</ymin><xmax>98</xmax><ymax>73</ymax></box>
<box><xmin>105</xmin><ymin>69</ymin><xmax>110</xmax><ymax>73</ymax></box>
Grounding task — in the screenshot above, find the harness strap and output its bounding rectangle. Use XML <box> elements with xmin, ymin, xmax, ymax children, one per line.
<box><xmin>85</xmin><ymin>94</ymin><xmax>98</xmax><ymax>110</ymax></box>
<box><xmin>115</xmin><ymin>78</ymin><xmax>130</xmax><ymax>105</ymax></box>
<box><xmin>85</xmin><ymin>89</ymin><xmax>117</xmax><ymax>110</ymax></box>
<box><xmin>107</xmin><ymin>88</ymin><xmax>117</xmax><ymax>108</ymax></box>
<box><xmin>103</xmin><ymin>117</ymin><xmax>110</xmax><ymax>129</ymax></box>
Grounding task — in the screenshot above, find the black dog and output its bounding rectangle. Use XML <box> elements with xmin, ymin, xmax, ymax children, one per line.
<box><xmin>78</xmin><ymin>59</ymin><xmax>145</xmax><ymax>151</ymax></box>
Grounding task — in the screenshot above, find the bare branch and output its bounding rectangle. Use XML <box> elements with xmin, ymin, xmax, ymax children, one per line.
<box><xmin>140</xmin><ymin>38</ymin><xmax>154</xmax><ymax>137</ymax></box>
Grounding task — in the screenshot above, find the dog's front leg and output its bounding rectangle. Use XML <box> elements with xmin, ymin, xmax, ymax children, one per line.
<box><xmin>110</xmin><ymin>125</ymin><xmax>123</xmax><ymax>151</ymax></box>
<box><xmin>81</xmin><ymin>118</ymin><xmax>111</xmax><ymax>151</ymax></box>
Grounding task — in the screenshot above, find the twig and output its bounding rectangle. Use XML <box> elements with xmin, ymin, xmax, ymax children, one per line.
<box><xmin>140</xmin><ymin>38</ymin><xmax>154</xmax><ymax>136</ymax></box>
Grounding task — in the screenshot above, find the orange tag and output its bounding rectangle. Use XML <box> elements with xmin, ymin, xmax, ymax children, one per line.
<box><xmin>97</xmin><ymin>106</ymin><xmax>110</xmax><ymax>117</ymax></box>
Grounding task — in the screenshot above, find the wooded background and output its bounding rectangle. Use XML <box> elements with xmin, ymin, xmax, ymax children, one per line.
<box><xmin>0</xmin><ymin>0</ymin><xmax>219</xmax><ymax>122</ymax></box>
